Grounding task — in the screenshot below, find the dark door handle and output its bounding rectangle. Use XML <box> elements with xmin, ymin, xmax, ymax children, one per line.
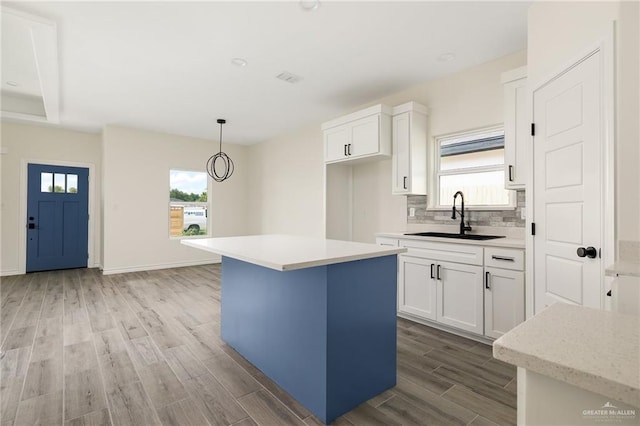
<box><xmin>485</xmin><ymin>271</ymin><xmax>490</xmax><ymax>289</ymax></box>
<box><xmin>436</xmin><ymin>265</ymin><xmax>441</xmax><ymax>280</ymax></box>
<box><xmin>403</xmin><ymin>176</ymin><xmax>407</xmax><ymax>189</ymax></box>
<box><xmin>344</xmin><ymin>144</ymin><xmax>347</xmax><ymax>156</ymax></box>
<box><xmin>508</xmin><ymin>165</ymin><xmax>514</xmax><ymax>182</ymax></box>
<box><xmin>430</xmin><ymin>263</ymin><xmax>435</xmax><ymax>279</ymax></box>
<box><xmin>577</xmin><ymin>246</ymin><xmax>597</xmax><ymax>259</ymax></box>
<box><xmin>347</xmin><ymin>144</ymin><xmax>352</xmax><ymax>156</ymax></box>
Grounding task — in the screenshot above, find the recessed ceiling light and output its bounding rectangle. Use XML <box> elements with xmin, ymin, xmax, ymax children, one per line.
<box><xmin>231</xmin><ymin>58</ymin><xmax>247</xmax><ymax>67</ymax></box>
<box><xmin>6</xmin><ymin>81</ymin><xmax>18</xmax><ymax>87</ymax></box>
<box><xmin>437</xmin><ymin>53</ymin><xmax>456</xmax><ymax>62</ymax></box>
<box><xmin>300</xmin><ymin>0</ymin><xmax>320</xmax><ymax>12</ymax></box>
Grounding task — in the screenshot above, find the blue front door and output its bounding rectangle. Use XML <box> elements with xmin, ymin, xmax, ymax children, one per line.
<box><xmin>26</xmin><ymin>164</ymin><xmax>89</xmax><ymax>272</ymax></box>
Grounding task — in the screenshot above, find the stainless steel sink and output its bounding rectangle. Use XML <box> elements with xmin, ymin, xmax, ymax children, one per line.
<box><xmin>404</xmin><ymin>232</ymin><xmax>505</xmax><ymax>241</ymax></box>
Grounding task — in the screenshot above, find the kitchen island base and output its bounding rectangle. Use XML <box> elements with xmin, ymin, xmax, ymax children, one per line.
<box><xmin>221</xmin><ymin>255</ymin><xmax>397</xmax><ymax>424</ymax></box>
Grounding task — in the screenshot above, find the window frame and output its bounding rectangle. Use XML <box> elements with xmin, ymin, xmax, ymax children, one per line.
<box><xmin>168</xmin><ymin>168</ymin><xmax>211</xmax><ymax>240</ymax></box>
<box><xmin>427</xmin><ymin>125</ymin><xmax>516</xmax><ymax>211</ymax></box>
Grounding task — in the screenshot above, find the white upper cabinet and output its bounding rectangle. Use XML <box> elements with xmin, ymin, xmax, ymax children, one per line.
<box><xmin>501</xmin><ymin>66</ymin><xmax>528</xmax><ymax>190</ymax></box>
<box><xmin>322</xmin><ymin>104</ymin><xmax>392</xmax><ymax>164</ymax></box>
<box><xmin>391</xmin><ymin>102</ymin><xmax>428</xmax><ymax>195</ymax></box>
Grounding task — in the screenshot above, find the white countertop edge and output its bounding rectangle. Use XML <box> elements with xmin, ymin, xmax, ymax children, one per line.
<box><xmin>605</xmin><ymin>261</ymin><xmax>640</xmax><ymax>278</ymax></box>
<box><xmin>181</xmin><ymin>239</ymin><xmax>406</xmax><ymax>272</ymax></box>
<box><xmin>493</xmin><ymin>342</ymin><xmax>640</xmax><ymax>408</ymax></box>
<box><xmin>376</xmin><ymin>232</ymin><xmax>525</xmax><ymax>249</ymax></box>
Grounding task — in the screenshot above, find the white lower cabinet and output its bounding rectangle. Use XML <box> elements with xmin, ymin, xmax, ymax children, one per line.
<box><xmin>398</xmin><ymin>255</ymin><xmax>437</xmax><ymax>320</ymax></box>
<box><xmin>384</xmin><ymin>237</ymin><xmax>526</xmax><ymax>340</ymax></box>
<box><xmin>437</xmin><ymin>261</ymin><xmax>484</xmax><ymax>334</ymax></box>
<box><xmin>484</xmin><ymin>267</ymin><xmax>525</xmax><ymax>339</ymax></box>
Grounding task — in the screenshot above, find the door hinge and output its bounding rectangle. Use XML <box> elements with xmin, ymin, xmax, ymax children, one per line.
<box><xmin>530</xmin><ymin>123</ymin><xmax>535</xmax><ymax>136</ymax></box>
<box><xmin>531</xmin><ymin>222</ymin><xmax>536</xmax><ymax>235</ymax></box>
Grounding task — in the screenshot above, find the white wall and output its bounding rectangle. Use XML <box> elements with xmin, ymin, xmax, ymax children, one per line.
<box><xmin>247</xmin><ymin>50</ymin><xmax>527</xmax><ymax>243</ymax></box>
<box><xmin>246</xmin><ymin>124</ymin><xmax>325</xmax><ymax>237</ymax></box>
<box><xmin>102</xmin><ymin>125</ymin><xmax>249</xmax><ymax>274</ymax></box>
<box><xmin>528</xmin><ymin>0</ymin><xmax>640</xmax><ymax>256</ymax></box>
<box><xmin>0</xmin><ymin>122</ymin><xmax>102</xmax><ymax>275</ymax></box>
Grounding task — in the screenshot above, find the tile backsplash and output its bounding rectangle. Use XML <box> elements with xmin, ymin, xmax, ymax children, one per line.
<box><xmin>407</xmin><ymin>190</ymin><xmax>526</xmax><ymax>228</ymax></box>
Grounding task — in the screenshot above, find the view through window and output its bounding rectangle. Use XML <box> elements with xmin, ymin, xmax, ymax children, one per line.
<box><xmin>434</xmin><ymin>127</ymin><xmax>514</xmax><ymax>208</ymax></box>
<box><xmin>169</xmin><ymin>170</ymin><xmax>209</xmax><ymax>237</ymax></box>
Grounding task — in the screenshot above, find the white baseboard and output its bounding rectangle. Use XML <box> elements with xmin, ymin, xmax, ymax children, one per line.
<box><xmin>101</xmin><ymin>257</ymin><xmax>221</xmax><ymax>275</ymax></box>
<box><xmin>0</xmin><ymin>269</ymin><xmax>22</xmax><ymax>277</ymax></box>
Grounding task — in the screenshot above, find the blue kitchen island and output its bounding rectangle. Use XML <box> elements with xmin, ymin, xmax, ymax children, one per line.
<box><xmin>182</xmin><ymin>235</ymin><xmax>405</xmax><ymax>424</ymax></box>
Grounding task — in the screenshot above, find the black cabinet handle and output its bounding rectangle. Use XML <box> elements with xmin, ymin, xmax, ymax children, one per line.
<box><xmin>508</xmin><ymin>165</ymin><xmax>514</xmax><ymax>182</ymax></box>
<box><xmin>430</xmin><ymin>263</ymin><xmax>434</xmax><ymax>279</ymax></box>
<box><xmin>606</xmin><ymin>290</ymin><xmax>612</xmax><ymax>297</ymax></box>
<box><xmin>436</xmin><ymin>265</ymin><xmax>441</xmax><ymax>280</ymax></box>
<box><xmin>485</xmin><ymin>271</ymin><xmax>490</xmax><ymax>289</ymax></box>
<box><xmin>344</xmin><ymin>144</ymin><xmax>347</xmax><ymax>156</ymax></box>
<box><xmin>347</xmin><ymin>144</ymin><xmax>352</xmax><ymax>156</ymax></box>
<box><xmin>491</xmin><ymin>255</ymin><xmax>515</xmax><ymax>262</ymax></box>
<box><xmin>403</xmin><ymin>176</ymin><xmax>407</xmax><ymax>189</ymax></box>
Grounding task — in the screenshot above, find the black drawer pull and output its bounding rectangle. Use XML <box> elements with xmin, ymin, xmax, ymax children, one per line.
<box><xmin>491</xmin><ymin>255</ymin><xmax>515</xmax><ymax>262</ymax></box>
<box><xmin>430</xmin><ymin>264</ymin><xmax>435</xmax><ymax>279</ymax></box>
<box><xmin>485</xmin><ymin>271</ymin><xmax>490</xmax><ymax>289</ymax></box>
<box><xmin>436</xmin><ymin>265</ymin><xmax>441</xmax><ymax>280</ymax></box>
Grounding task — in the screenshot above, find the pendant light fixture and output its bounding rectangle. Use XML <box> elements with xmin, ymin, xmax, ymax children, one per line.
<box><xmin>207</xmin><ymin>119</ymin><xmax>234</xmax><ymax>182</ymax></box>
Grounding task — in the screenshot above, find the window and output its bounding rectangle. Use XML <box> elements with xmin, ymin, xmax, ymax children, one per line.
<box><xmin>430</xmin><ymin>126</ymin><xmax>514</xmax><ymax>209</ymax></box>
<box><xmin>169</xmin><ymin>170</ymin><xmax>209</xmax><ymax>238</ymax></box>
<box><xmin>40</xmin><ymin>172</ymin><xmax>78</xmax><ymax>193</ymax></box>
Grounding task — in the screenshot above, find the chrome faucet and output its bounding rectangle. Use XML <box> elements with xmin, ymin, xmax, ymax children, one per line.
<box><xmin>451</xmin><ymin>191</ymin><xmax>472</xmax><ymax>235</ymax></box>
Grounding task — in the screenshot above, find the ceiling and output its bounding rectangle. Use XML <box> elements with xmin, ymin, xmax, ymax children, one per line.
<box><xmin>1</xmin><ymin>1</ymin><xmax>530</xmax><ymax>145</ymax></box>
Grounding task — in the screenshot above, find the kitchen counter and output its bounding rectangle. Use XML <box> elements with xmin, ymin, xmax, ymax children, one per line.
<box><xmin>494</xmin><ymin>303</ymin><xmax>640</xmax><ymax>409</ymax></box>
<box><xmin>182</xmin><ymin>234</ymin><xmax>406</xmax><ymax>271</ymax></box>
<box><xmin>376</xmin><ymin>232</ymin><xmax>525</xmax><ymax>249</ymax></box>
<box><xmin>605</xmin><ymin>261</ymin><xmax>640</xmax><ymax>278</ymax></box>
<box><xmin>182</xmin><ymin>234</ymin><xmax>402</xmax><ymax>423</ymax></box>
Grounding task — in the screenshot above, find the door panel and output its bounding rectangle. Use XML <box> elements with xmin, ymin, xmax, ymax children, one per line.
<box><xmin>436</xmin><ymin>261</ymin><xmax>483</xmax><ymax>334</ymax></box>
<box><xmin>27</xmin><ymin>164</ymin><xmax>89</xmax><ymax>272</ymax></box>
<box><xmin>533</xmin><ymin>51</ymin><xmax>602</xmax><ymax>312</ymax></box>
<box><xmin>392</xmin><ymin>112</ymin><xmax>410</xmax><ymax>193</ymax></box>
<box><xmin>484</xmin><ymin>267</ymin><xmax>525</xmax><ymax>339</ymax></box>
<box><xmin>398</xmin><ymin>255</ymin><xmax>437</xmax><ymax>320</ymax></box>
<box><xmin>350</xmin><ymin>115</ymin><xmax>379</xmax><ymax>156</ymax></box>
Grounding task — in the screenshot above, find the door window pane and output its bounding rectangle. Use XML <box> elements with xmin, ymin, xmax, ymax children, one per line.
<box><xmin>54</xmin><ymin>173</ymin><xmax>66</xmax><ymax>193</ymax></box>
<box><xmin>41</xmin><ymin>172</ymin><xmax>53</xmax><ymax>192</ymax></box>
<box><xmin>66</xmin><ymin>174</ymin><xmax>78</xmax><ymax>193</ymax></box>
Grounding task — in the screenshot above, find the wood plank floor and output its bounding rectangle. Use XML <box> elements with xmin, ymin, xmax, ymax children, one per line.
<box><xmin>1</xmin><ymin>265</ymin><xmax>516</xmax><ymax>425</ymax></box>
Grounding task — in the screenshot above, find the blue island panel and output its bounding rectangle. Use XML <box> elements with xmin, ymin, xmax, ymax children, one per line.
<box><xmin>220</xmin><ymin>255</ymin><xmax>397</xmax><ymax>424</ymax></box>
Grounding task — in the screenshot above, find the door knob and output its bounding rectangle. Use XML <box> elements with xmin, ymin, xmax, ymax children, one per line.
<box><xmin>577</xmin><ymin>246</ymin><xmax>597</xmax><ymax>259</ymax></box>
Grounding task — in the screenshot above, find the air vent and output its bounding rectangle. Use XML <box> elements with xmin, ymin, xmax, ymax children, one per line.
<box><xmin>276</xmin><ymin>71</ymin><xmax>303</xmax><ymax>84</ymax></box>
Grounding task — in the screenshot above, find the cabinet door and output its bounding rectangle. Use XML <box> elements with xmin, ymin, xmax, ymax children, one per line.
<box><xmin>398</xmin><ymin>255</ymin><xmax>437</xmax><ymax>320</ymax></box>
<box><xmin>436</xmin><ymin>261</ymin><xmax>484</xmax><ymax>334</ymax></box>
<box><xmin>325</xmin><ymin>125</ymin><xmax>349</xmax><ymax>162</ymax></box>
<box><xmin>504</xmin><ymin>77</ymin><xmax>527</xmax><ymax>189</ymax></box>
<box><xmin>350</xmin><ymin>115</ymin><xmax>380</xmax><ymax>157</ymax></box>
<box><xmin>484</xmin><ymin>267</ymin><xmax>525</xmax><ymax>339</ymax></box>
<box><xmin>392</xmin><ymin>112</ymin><xmax>411</xmax><ymax>194</ymax></box>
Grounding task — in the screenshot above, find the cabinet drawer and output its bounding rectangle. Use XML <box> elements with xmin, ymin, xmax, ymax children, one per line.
<box><xmin>376</xmin><ymin>237</ymin><xmax>398</xmax><ymax>247</ymax></box>
<box><xmin>400</xmin><ymin>239</ymin><xmax>483</xmax><ymax>266</ymax></box>
<box><xmin>484</xmin><ymin>247</ymin><xmax>524</xmax><ymax>271</ymax></box>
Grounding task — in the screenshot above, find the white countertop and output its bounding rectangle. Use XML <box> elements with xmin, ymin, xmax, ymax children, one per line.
<box><xmin>493</xmin><ymin>303</ymin><xmax>640</xmax><ymax>407</ymax></box>
<box><xmin>605</xmin><ymin>261</ymin><xmax>640</xmax><ymax>278</ymax></box>
<box><xmin>181</xmin><ymin>235</ymin><xmax>406</xmax><ymax>271</ymax></box>
<box><xmin>376</xmin><ymin>232</ymin><xmax>525</xmax><ymax>249</ymax></box>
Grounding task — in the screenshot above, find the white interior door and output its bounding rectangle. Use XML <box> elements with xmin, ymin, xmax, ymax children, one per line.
<box><xmin>533</xmin><ymin>51</ymin><xmax>603</xmax><ymax>313</ymax></box>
